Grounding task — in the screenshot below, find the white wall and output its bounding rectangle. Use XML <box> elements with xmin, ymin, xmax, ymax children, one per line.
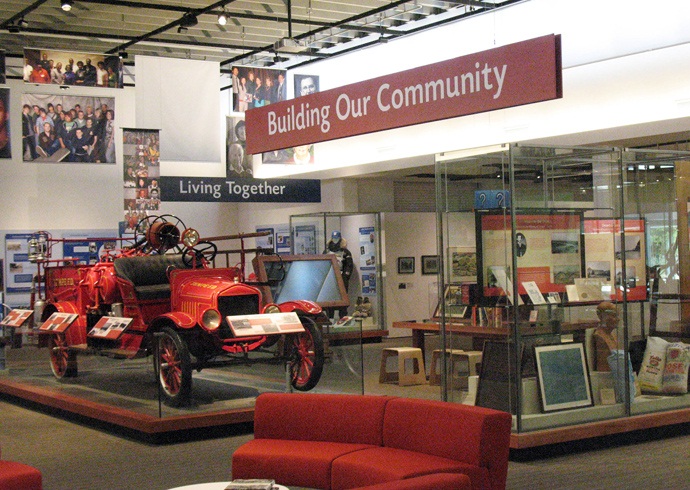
<box><xmin>382</xmin><ymin>213</ymin><xmax>438</xmax><ymax>335</ymax></box>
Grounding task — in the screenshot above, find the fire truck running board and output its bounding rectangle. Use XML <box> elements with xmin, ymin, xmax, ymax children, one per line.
<box><xmin>69</xmin><ymin>344</ymin><xmax>142</xmax><ymax>359</ymax></box>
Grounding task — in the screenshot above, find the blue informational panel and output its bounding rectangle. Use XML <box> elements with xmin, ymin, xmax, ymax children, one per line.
<box><xmin>4</xmin><ymin>233</ymin><xmax>36</xmax><ymax>294</ymax></box>
<box><xmin>63</xmin><ymin>233</ymin><xmax>118</xmax><ymax>265</ymax></box>
<box><xmin>474</xmin><ymin>190</ymin><xmax>511</xmax><ymax>209</ymax></box>
<box><xmin>359</xmin><ymin>226</ymin><xmax>377</xmax><ymax>296</ymax></box>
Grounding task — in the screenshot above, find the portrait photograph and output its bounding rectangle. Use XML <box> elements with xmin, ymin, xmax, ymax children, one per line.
<box><xmin>226</xmin><ymin>115</ymin><xmax>253</xmax><ymax>177</ymax></box>
<box><xmin>294</xmin><ymin>74</ymin><xmax>319</xmax><ymax>97</ymax></box>
<box><xmin>21</xmin><ymin>93</ymin><xmax>116</xmax><ymax>163</ymax></box>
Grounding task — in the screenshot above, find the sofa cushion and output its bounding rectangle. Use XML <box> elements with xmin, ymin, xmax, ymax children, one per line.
<box><xmin>381</xmin><ymin>398</ymin><xmax>511</xmax><ymax>490</ymax></box>
<box><xmin>232</xmin><ymin>439</ymin><xmax>375</xmax><ymax>490</ymax></box>
<box><xmin>331</xmin><ymin>447</ymin><xmax>487</xmax><ymax>490</ymax></box>
<box><xmin>0</xmin><ymin>461</ymin><xmax>43</xmax><ymax>490</ymax></box>
<box><xmin>252</xmin><ymin>393</ymin><xmax>394</xmax><ymax>445</ymax></box>
<box><xmin>351</xmin><ymin>472</ymin><xmax>472</xmax><ymax>490</ymax></box>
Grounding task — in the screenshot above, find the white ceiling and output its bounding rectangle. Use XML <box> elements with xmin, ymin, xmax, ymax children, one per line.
<box><xmin>0</xmin><ymin>0</ymin><xmax>517</xmax><ymax>73</ymax></box>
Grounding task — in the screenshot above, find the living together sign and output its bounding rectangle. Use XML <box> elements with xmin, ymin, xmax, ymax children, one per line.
<box><xmin>246</xmin><ymin>35</ymin><xmax>562</xmax><ymax>154</ymax></box>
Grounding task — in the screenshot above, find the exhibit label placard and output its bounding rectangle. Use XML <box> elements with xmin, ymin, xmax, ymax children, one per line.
<box><xmin>246</xmin><ymin>34</ymin><xmax>562</xmax><ymax>154</ymax></box>
<box><xmin>159</xmin><ymin>177</ymin><xmax>320</xmax><ymax>203</ymax></box>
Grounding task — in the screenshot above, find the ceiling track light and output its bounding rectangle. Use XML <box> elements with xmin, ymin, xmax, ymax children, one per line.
<box><xmin>61</xmin><ymin>0</ymin><xmax>74</xmax><ymax>11</ymax></box>
<box><xmin>180</xmin><ymin>11</ymin><xmax>198</xmax><ymax>28</ymax></box>
<box><xmin>18</xmin><ymin>18</ymin><xmax>28</xmax><ymax>28</ymax></box>
<box><xmin>218</xmin><ymin>10</ymin><xmax>228</xmax><ymax>26</ymax></box>
<box><xmin>177</xmin><ymin>26</ymin><xmax>188</xmax><ymax>34</ymax></box>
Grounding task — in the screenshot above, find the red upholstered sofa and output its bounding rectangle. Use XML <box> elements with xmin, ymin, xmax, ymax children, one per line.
<box><xmin>0</xmin><ymin>447</ymin><xmax>42</xmax><ymax>490</ymax></box>
<box><xmin>231</xmin><ymin>393</ymin><xmax>512</xmax><ymax>490</ymax></box>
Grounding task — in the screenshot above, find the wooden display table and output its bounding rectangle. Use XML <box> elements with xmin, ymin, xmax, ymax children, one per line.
<box><xmin>391</xmin><ymin>320</ymin><xmax>597</xmax><ymax>354</ymax></box>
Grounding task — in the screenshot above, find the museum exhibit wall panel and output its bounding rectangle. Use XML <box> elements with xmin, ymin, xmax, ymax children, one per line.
<box><xmin>0</xmin><ymin>79</ymin><xmax>135</xmax><ymax>231</ymax></box>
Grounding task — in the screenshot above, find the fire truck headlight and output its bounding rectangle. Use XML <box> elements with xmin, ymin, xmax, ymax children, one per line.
<box><xmin>263</xmin><ymin>304</ymin><xmax>281</xmax><ymax>314</ymax></box>
<box><xmin>182</xmin><ymin>228</ymin><xmax>200</xmax><ymax>248</ymax></box>
<box><xmin>201</xmin><ymin>308</ymin><xmax>221</xmax><ymax>330</ymax></box>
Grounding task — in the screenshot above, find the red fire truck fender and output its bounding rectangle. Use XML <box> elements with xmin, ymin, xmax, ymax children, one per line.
<box><xmin>151</xmin><ymin>311</ymin><xmax>197</xmax><ymax>330</ymax></box>
<box><xmin>277</xmin><ymin>300</ymin><xmax>322</xmax><ymax>316</ymax></box>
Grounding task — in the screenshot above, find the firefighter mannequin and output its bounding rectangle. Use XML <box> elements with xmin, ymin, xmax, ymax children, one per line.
<box><xmin>324</xmin><ymin>231</ymin><xmax>354</xmax><ymax>320</ymax></box>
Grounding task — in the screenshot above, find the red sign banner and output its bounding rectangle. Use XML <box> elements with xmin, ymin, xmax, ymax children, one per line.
<box><xmin>246</xmin><ymin>34</ymin><xmax>562</xmax><ymax>154</ymax></box>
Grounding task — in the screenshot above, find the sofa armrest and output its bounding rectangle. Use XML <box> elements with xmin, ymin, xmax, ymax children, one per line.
<box><xmin>382</xmin><ymin>398</ymin><xmax>512</xmax><ymax>490</ymax></box>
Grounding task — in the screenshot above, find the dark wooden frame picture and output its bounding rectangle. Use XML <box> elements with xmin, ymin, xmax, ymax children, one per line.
<box><xmin>397</xmin><ymin>256</ymin><xmax>415</xmax><ymax>274</ymax></box>
<box><xmin>421</xmin><ymin>255</ymin><xmax>440</xmax><ymax>275</ymax></box>
<box><xmin>534</xmin><ymin>342</ymin><xmax>593</xmax><ymax>412</ymax></box>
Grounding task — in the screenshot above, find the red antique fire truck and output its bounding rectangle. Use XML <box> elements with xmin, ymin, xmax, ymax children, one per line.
<box><xmin>31</xmin><ymin>214</ymin><xmax>325</xmax><ymax>406</ymax></box>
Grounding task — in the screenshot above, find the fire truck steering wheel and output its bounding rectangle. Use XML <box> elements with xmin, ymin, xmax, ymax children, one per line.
<box><xmin>182</xmin><ymin>241</ymin><xmax>218</xmax><ymax>267</ymax></box>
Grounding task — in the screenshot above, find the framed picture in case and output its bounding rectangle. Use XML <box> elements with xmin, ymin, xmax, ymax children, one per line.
<box><xmin>534</xmin><ymin>342</ymin><xmax>593</xmax><ymax>412</ymax></box>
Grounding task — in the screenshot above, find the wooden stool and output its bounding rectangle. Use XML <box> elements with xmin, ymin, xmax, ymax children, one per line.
<box><xmin>450</xmin><ymin>351</ymin><xmax>483</xmax><ymax>389</ymax></box>
<box><xmin>379</xmin><ymin>347</ymin><xmax>427</xmax><ymax>386</ymax></box>
<box><xmin>428</xmin><ymin>349</ymin><xmax>464</xmax><ymax>385</ymax></box>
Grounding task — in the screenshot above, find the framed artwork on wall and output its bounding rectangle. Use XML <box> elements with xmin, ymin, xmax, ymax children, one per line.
<box><xmin>448</xmin><ymin>247</ymin><xmax>477</xmax><ymax>282</ymax></box>
<box><xmin>421</xmin><ymin>255</ymin><xmax>440</xmax><ymax>275</ymax></box>
<box><xmin>534</xmin><ymin>342</ymin><xmax>593</xmax><ymax>412</ymax></box>
<box><xmin>397</xmin><ymin>256</ymin><xmax>415</xmax><ymax>274</ymax></box>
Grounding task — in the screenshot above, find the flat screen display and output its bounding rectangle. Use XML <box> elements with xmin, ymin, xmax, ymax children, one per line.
<box><xmin>253</xmin><ymin>254</ymin><xmax>349</xmax><ymax>307</ymax></box>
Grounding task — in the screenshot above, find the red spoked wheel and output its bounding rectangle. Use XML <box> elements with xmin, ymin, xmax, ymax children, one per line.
<box><xmin>157</xmin><ymin>327</ymin><xmax>192</xmax><ymax>406</ymax></box>
<box><xmin>49</xmin><ymin>333</ymin><xmax>78</xmax><ymax>378</ymax></box>
<box><xmin>285</xmin><ymin>316</ymin><xmax>324</xmax><ymax>391</ymax></box>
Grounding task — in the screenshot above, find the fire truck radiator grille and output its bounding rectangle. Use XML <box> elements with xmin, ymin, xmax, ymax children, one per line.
<box><xmin>217</xmin><ymin>294</ymin><xmax>260</xmax><ymax>338</ymax></box>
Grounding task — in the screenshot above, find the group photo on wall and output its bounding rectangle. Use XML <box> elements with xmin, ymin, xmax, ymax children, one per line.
<box><xmin>23</xmin><ymin>48</ymin><xmax>123</xmax><ymax>88</ymax></box>
<box><xmin>21</xmin><ymin>93</ymin><xmax>115</xmax><ymax>163</ymax></box>
<box><xmin>231</xmin><ymin>65</ymin><xmax>286</xmax><ymax>112</ymax></box>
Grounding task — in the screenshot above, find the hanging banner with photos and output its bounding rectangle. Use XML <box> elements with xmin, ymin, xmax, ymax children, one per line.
<box><xmin>122</xmin><ymin>128</ymin><xmax>161</xmax><ymax>232</ymax></box>
<box><xmin>23</xmin><ymin>48</ymin><xmax>123</xmax><ymax>88</ymax></box>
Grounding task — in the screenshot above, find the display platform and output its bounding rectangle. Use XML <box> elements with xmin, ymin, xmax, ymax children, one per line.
<box><xmin>0</xmin><ymin>344</ymin><xmax>289</xmax><ymax>441</ymax></box>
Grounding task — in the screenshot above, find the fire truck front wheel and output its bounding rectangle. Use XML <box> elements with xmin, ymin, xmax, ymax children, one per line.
<box><xmin>49</xmin><ymin>333</ymin><xmax>78</xmax><ymax>378</ymax></box>
<box><xmin>156</xmin><ymin>327</ymin><xmax>192</xmax><ymax>406</ymax></box>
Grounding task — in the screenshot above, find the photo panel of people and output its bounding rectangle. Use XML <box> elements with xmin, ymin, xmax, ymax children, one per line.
<box><xmin>0</xmin><ymin>50</ymin><xmax>6</xmax><ymax>84</ymax></box>
<box><xmin>226</xmin><ymin>116</ymin><xmax>253</xmax><ymax>177</ymax></box>
<box><xmin>261</xmin><ymin>74</ymin><xmax>319</xmax><ymax>165</ymax></box>
<box><xmin>23</xmin><ymin>48</ymin><xmax>123</xmax><ymax>88</ymax></box>
<box><xmin>21</xmin><ymin>93</ymin><xmax>115</xmax><ymax>163</ymax></box>
<box><xmin>123</xmin><ymin>128</ymin><xmax>161</xmax><ymax>226</ymax></box>
<box><xmin>231</xmin><ymin>66</ymin><xmax>286</xmax><ymax>112</ymax></box>
<box><xmin>0</xmin><ymin>88</ymin><xmax>10</xmax><ymax>159</ymax></box>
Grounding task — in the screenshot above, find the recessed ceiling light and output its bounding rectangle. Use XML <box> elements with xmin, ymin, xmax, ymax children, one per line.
<box><xmin>61</xmin><ymin>0</ymin><xmax>74</xmax><ymax>12</ymax></box>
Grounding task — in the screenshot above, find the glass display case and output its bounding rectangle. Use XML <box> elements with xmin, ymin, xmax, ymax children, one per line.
<box><xmin>435</xmin><ymin>144</ymin><xmax>690</xmax><ymax>438</ymax></box>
